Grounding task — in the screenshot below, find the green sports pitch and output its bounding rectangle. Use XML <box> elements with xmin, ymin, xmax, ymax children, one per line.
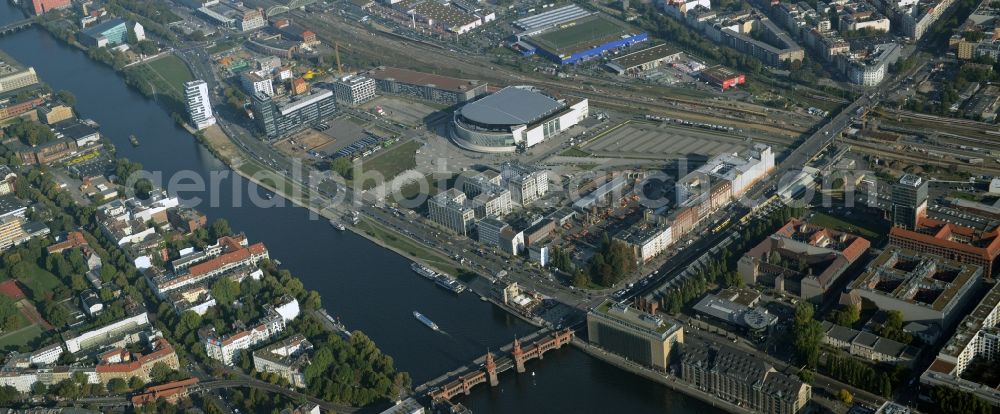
<box><xmin>529</xmin><ymin>15</ymin><xmax>628</xmax><ymax>54</ymax></box>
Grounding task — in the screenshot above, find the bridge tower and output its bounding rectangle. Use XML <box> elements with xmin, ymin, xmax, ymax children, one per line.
<box><xmin>485</xmin><ymin>352</ymin><xmax>499</xmax><ymax>387</ymax></box>
<box><xmin>512</xmin><ymin>338</ymin><xmax>526</xmax><ymax>373</ymax></box>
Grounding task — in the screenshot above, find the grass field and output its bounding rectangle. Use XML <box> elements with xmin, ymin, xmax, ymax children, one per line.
<box><xmin>531</xmin><ymin>15</ymin><xmax>625</xmax><ymax>53</ymax></box>
<box><xmin>358</xmin><ymin>140</ymin><xmax>420</xmax><ymax>189</ymax></box>
<box><xmin>0</xmin><ymin>323</ymin><xmax>42</xmax><ymax>350</ymax></box>
<box><xmin>206</xmin><ymin>40</ymin><xmax>239</xmax><ymax>55</ymax></box>
<box><xmin>808</xmin><ymin>210</ymin><xmax>889</xmax><ymax>244</ymax></box>
<box><xmin>559</xmin><ymin>147</ymin><xmax>591</xmax><ymax>157</ymax></box>
<box><xmin>145</xmin><ymin>55</ymin><xmax>194</xmax><ymax>95</ymax></box>
<box><xmin>13</xmin><ymin>264</ymin><xmax>62</xmax><ymax>300</ymax></box>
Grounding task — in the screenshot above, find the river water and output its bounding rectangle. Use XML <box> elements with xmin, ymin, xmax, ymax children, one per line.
<box><xmin>0</xmin><ymin>5</ymin><xmax>721</xmax><ymax>412</ymax></box>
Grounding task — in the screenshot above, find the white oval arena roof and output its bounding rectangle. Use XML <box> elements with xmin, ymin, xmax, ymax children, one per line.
<box><xmin>459</xmin><ymin>87</ymin><xmax>564</xmax><ymax>126</ymax></box>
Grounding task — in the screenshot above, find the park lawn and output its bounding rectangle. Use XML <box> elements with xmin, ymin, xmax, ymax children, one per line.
<box><xmin>145</xmin><ymin>55</ymin><xmax>194</xmax><ymax>94</ymax></box>
<box><xmin>560</xmin><ymin>147</ymin><xmax>591</xmax><ymax>157</ymax></box>
<box><xmin>808</xmin><ymin>211</ymin><xmax>888</xmax><ymax>243</ymax></box>
<box><xmin>358</xmin><ymin>140</ymin><xmax>420</xmax><ymax>188</ymax></box>
<box><xmin>15</xmin><ymin>264</ymin><xmax>62</xmax><ymax>300</ymax></box>
<box><xmin>206</xmin><ymin>40</ymin><xmax>239</xmax><ymax>55</ymax></box>
<box><xmin>355</xmin><ymin>217</ymin><xmax>462</xmax><ymax>277</ymax></box>
<box><xmin>0</xmin><ymin>323</ymin><xmax>42</xmax><ymax>350</ymax></box>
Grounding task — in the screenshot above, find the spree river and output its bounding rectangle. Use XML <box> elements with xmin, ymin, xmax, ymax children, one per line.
<box><xmin>0</xmin><ymin>5</ymin><xmax>722</xmax><ymax>412</ymax></box>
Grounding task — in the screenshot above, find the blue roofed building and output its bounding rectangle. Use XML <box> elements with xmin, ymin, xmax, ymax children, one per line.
<box><xmin>79</xmin><ymin>19</ymin><xmax>129</xmax><ymax>48</ymax></box>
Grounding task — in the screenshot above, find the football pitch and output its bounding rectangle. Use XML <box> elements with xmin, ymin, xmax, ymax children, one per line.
<box><xmin>531</xmin><ymin>16</ymin><xmax>625</xmax><ymax>53</ymax></box>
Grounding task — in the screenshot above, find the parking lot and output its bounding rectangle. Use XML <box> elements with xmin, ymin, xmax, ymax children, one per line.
<box><xmin>360</xmin><ymin>96</ymin><xmax>444</xmax><ymax>128</ymax></box>
<box><xmin>583</xmin><ymin>121</ymin><xmax>751</xmax><ymax>159</ymax></box>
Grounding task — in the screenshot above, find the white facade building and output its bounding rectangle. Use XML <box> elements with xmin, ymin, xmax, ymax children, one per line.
<box><xmin>184</xmin><ymin>80</ymin><xmax>216</xmax><ymax>130</ymax></box>
<box><xmin>332</xmin><ymin>75</ymin><xmax>377</xmax><ymax>106</ymax></box>
<box><xmin>240</xmin><ymin>71</ymin><xmax>274</xmax><ymax>98</ymax></box>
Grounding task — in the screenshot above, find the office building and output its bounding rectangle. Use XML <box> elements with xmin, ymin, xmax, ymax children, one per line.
<box><xmin>921</xmin><ymin>282</ymin><xmax>1000</xmax><ymax>407</ymax></box>
<box><xmin>368</xmin><ymin>66</ymin><xmax>487</xmax><ymax>105</ymax></box>
<box><xmin>587</xmin><ymin>300</ymin><xmax>684</xmax><ymax>371</ymax></box>
<box><xmin>0</xmin><ymin>62</ymin><xmax>38</xmax><ymax>93</ymax></box>
<box><xmin>184</xmin><ymin>80</ymin><xmax>216</xmax><ymax>130</ymax></box>
<box><xmin>478</xmin><ymin>217</ymin><xmax>507</xmax><ymax>248</ymax></box>
<box><xmin>891</xmin><ymin>174</ymin><xmax>928</xmax><ymax>230</ymax></box>
<box><xmin>501</xmin><ymin>163</ymin><xmax>548</xmax><ymax>205</ymax></box>
<box><xmin>427</xmin><ymin>189</ymin><xmax>476</xmax><ymax>236</ymax></box>
<box><xmin>251</xmin><ymin>87</ymin><xmax>336</xmax><ymax>139</ymax></box>
<box><xmin>332</xmin><ymin>75</ymin><xmax>377</xmax><ymax>106</ymax></box>
<box><xmin>63</xmin><ymin>311</ymin><xmax>151</xmax><ymax>354</ymax></box>
<box><xmin>253</xmin><ymin>334</ymin><xmax>313</xmax><ymax>388</ymax></box>
<box><xmin>78</xmin><ymin>18</ymin><xmax>128</xmax><ymax>48</ymax></box>
<box><xmin>692</xmin><ymin>290</ymin><xmax>777</xmax><ymax>339</ymax></box>
<box><xmin>847</xmin><ymin>246</ymin><xmax>981</xmax><ymax>327</ymax></box>
<box><xmin>240</xmin><ymin>70</ymin><xmax>274</xmax><ymax>98</ymax></box>
<box><xmin>615</xmin><ymin>223</ymin><xmax>673</xmax><ymax>263</ymax></box>
<box><xmin>682</xmin><ymin>344</ymin><xmax>811</xmax><ymax>414</ymax></box>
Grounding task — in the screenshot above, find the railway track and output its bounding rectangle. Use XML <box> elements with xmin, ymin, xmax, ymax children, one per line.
<box><xmin>296</xmin><ymin>11</ymin><xmax>812</xmax><ymax>138</ymax></box>
<box><xmin>843</xmin><ymin>138</ymin><xmax>1000</xmax><ymax>174</ymax></box>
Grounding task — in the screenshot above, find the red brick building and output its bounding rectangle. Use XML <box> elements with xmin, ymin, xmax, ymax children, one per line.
<box><xmin>889</xmin><ymin>216</ymin><xmax>1000</xmax><ymax>276</ymax></box>
<box><xmin>30</xmin><ymin>0</ymin><xmax>71</xmax><ymax>15</ymax></box>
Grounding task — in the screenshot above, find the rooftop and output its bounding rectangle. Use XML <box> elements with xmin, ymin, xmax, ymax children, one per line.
<box><xmin>459</xmin><ymin>86</ymin><xmax>564</xmax><ymax>126</ymax></box>
<box><xmin>591</xmin><ymin>299</ymin><xmax>680</xmax><ymax>338</ymax></box>
<box><xmin>611</xmin><ymin>44</ymin><xmax>681</xmax><ymax>69</ymax></box>
<box><xmin>81</xmin><ymin>18</ymin><xmax>126</xmax><ymax>37</ymax></box>
<box><xmin>367</xmin><ymin>66</ymin><xmax>482</xmax><ymax>93</ymax></box>
<box><xmin>849</xmin><ymin>246</ymin><xmax>981</xmax><ymax>312</ymax></box>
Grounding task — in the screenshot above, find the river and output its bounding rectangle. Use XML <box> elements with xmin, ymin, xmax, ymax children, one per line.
<box><xmin>0</xmin><ymin>5</ymin><xmax>721</xmax><ymax>413</ymax></box>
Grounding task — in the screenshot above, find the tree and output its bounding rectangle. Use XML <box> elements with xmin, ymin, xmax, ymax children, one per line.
<box><xmin>0</xmin><ymin>385</ymin><xmax>18</xmax><ymax>406</ymax></box>
<box><xmin>798</xmin><ymin>369</ymin><xmax>814</xmax><ymax>383</ymax></box>
<box><xmin>56</xmin><ymin>90</ymin><xmax>76</xmax><ymax>106</ymax></box>
<box><xmin>792</xmin><ymin>301</ymin><xmax>823</xmax><ymax>369</ymax></box>
<box><xmin>149</xmin><ymin>362</ymin><xmax>173</xmax><ymax>384</ymax></box>
<box><xmin>878</xmin><ymin>310</ymin><xmax>912</xmax><ymax>344</ymax></box>
<box><xmin>303</xmin><ymin>290</ymin><xmax>322</xmax><ymax>311</ymax></box>
<box><xmin>0</xmin><ymin>296</ymin><xmax>19</xmax><ymax>331</ymax></box>
<box><xmin>128</xmin><ymin>376</ymin><xmax>144</xmax><ymax>390</ymax></box>
<box><xmin>28</xmin><ymin>381</ymin><xmax>47</xmax><ymax>396</ymax></box>
<box><xmin>211</xmin><ymin>277</ymin><xmax>240</xmax><ymax>304</ymax></box>
<box><xmin>107</xmin><ymin>378</ymin><xmax>129</xmax><ymax>394</ymax></box>
<box><xmin>210</xmin><ymin>219</ymin><xmax>231</xmax><ymax>240</ymax></box>
<box><xmin>572</xmin><ymin>269</ymin><xmax>590</xmax><ymax>288</ymax></box>
<box><xmin>833</xmin><ymin>304</ymin><xmax>860</xmax><ymax>327</ymax></box>
<box><xmin>837</xmin><ymin>389</ymin><xmax>854</xmax><ymax>405</ymax></box>
<box><xmin>136</xmin><ymin>40</ymin><xmax>158</xmax><ymax>55</ymax></box>
<box><xmin>928</xmin><ymin>385</ymin><xmax>991</xmax><ymax>414</ymax></box>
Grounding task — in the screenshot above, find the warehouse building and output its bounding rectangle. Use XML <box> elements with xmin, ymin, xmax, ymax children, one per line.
<box><xmin>606</xmin><ymin>44</ymin><xmax>683</xmax><ymax>77</ymax></box>
<box><xmin>587</xmin><ymin>300</ymin><xmax>684</xmax><ymax>371</ymax></box>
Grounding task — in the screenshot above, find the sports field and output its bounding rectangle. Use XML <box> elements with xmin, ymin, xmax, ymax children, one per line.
<box><xmin>530</xmin><ymin>15</ymin><xmax>626</xmax><ymax>53</ymax></box>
